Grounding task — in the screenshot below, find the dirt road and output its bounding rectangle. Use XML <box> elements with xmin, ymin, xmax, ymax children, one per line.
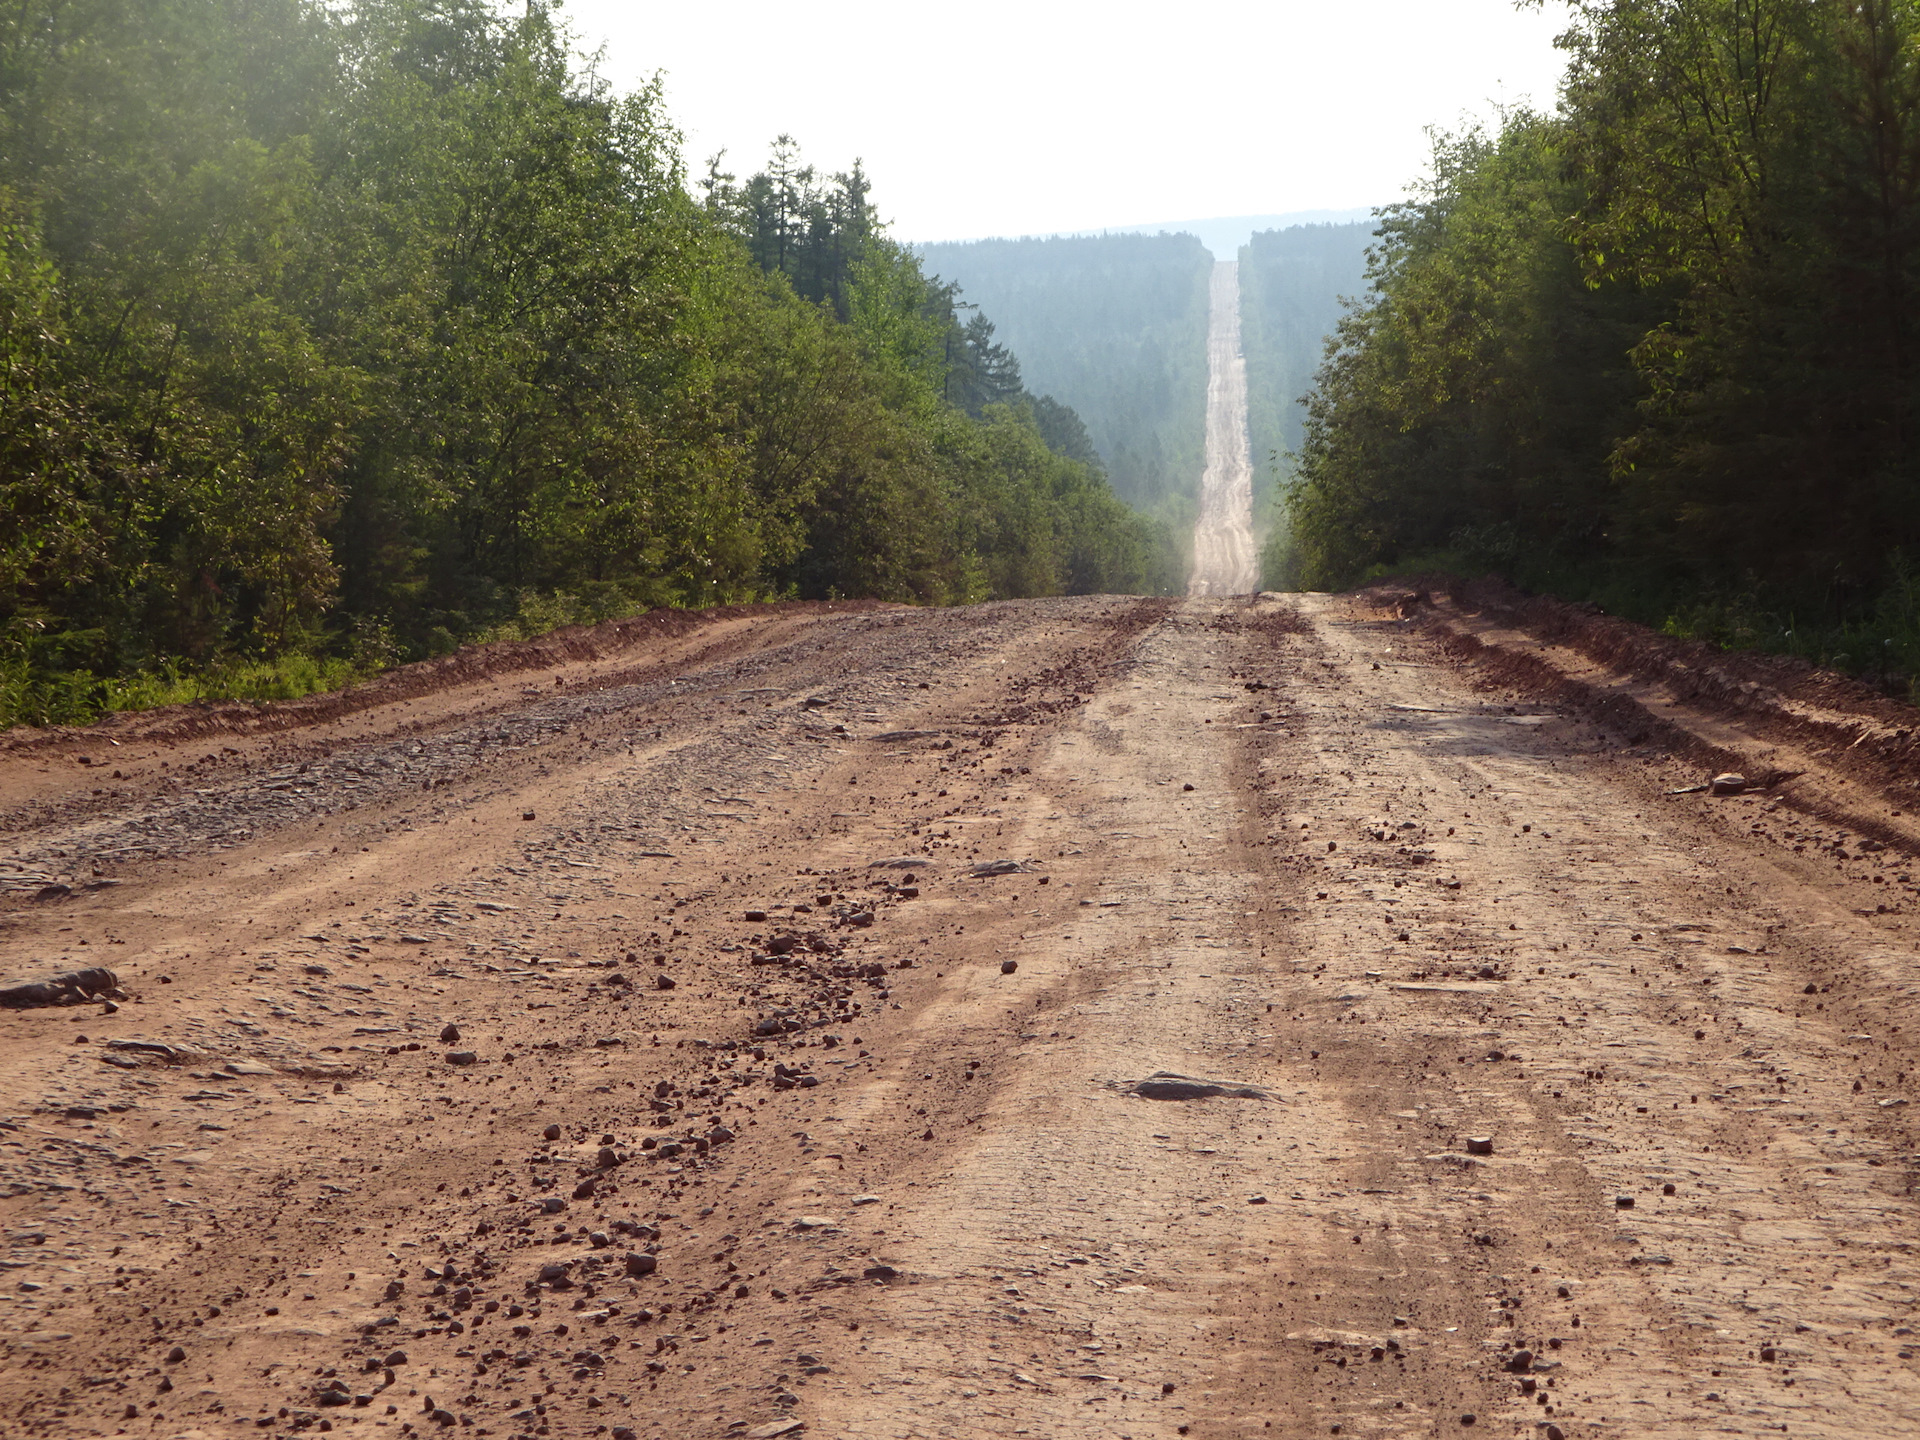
<box><xmin>1188</xmin><ymin>262</ymin><xmax>1259</xmax><ymax>598</ymax></box>
<box><xmin>5</xmin><ymin>590</ymin><xmax>1920</xmax><ymax>1440</ymax></box>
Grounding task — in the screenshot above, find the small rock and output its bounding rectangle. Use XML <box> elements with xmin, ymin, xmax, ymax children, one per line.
<box><xmin>707</xmin><ymin>1124</ymin><xmax>736</xmax><ymax>1145</ymax></box>
<box><xmin>1615</xmin><ymin>1194</ymin><xmax>1635</xmax><ymax>1209</ymax></box>
<box><xmin>430</xmin><ymin>1407</ymin><xmax>456</xmax><ymax>1427</ymax></box>
<box><xmin>1182</xmin><ymin>783</ymin><xmax>1194</xmax><ymax>792</ymax></box>
<box><xmin>164</xmin><ymin>1346</ymin><xmax>186</xmax><ymax>1364</ymax></box>
<box><xmin>1507</xmin><ymin>1348</ymin><xmax>1533</xmax><ymax>1372</ymax></box>
<box><xmin>521</xmin><ymin>811</ymin><xmax>536</xmax><ymax>821</ymax></box>
<box><xmin>382</xmin><ymin>1350</ymin><xmax>408</xmax><ymax>1368</ymax></box>
<box><xmin>445</xmin><ymin>1050</ymin><xmax>477</xmax><ymax>1066</ymax></box>
<box><xmin>572</xmin><ymin>1175</ymin><xmax>601</xmax><ymax>1200</ymax></box>
<box><xmin>1130</xmin><ymin>1071</ymin><xmax>1270</xmax><ymax>1101</ymax></box>
<box><xmin>539</xmin><ymin>1196</ymin><xmax>566</xmax><ymax>1214</ymax></box>
<box><xmin>1663</xmin><ymin>1182</ymin><xmax>1676</xmax><ymax>1195</ymax></box>
<box><xmin>1759</xmin><ymin>1345</ymin><xmax>1777</xmax><ymax>1362</ymax></box>
<box><xmin>1545</xmin><ymin>1427</ymin><xmax>1564</xmax><ymax>1440</ymax></box>
<box><xmin>543</xmin><ymin>1123</ymin><xmax>562</xmax><ymax>1141</ymax></box>
<box><xmin>1465</xmin><ymin>1136</ymin><xmax>1494</xmax><ymax>1156</ymax></box>
<box><xmin>1248</xmin><ymin>1195</ymin><xmax>1269</xmax><ymax>1205</ymax></box>
<box><xmin>588</xmin><ymin>1230</ymin><xmax>611</xmax><ymax>1248</ymax></box>
<box><xmin>1709</xmin><ymin>773</ymin><xmax>1748</xmax><ymax>796</ymax></box>
<box><xmin>655</xmin><ymin>975</ymin><xmax>676</xmax><ymax>991</ymax></box>
<box><xmin>968</xmin><ymin>858</ymin><xmax>1035</xmax><ymax>877</ymax></box>
<box><xmin>440</xmin><ymin>1024</ymin><xmax>460</xmax><ymax>1044</ymax></box>
<box><xmin>744</xmin><ymin>911</ymin><xmax>767</xmax><ymax>923</ymax></box>
<box><xmin>1000</xmin><ymin>960</ymin><xmax>1018</xmax><ymax>975</ymax></box>
<box><xmin>596</xmin><ymin>1146</ymin><xmax>621</xmax><ymax>1169</ymax></box>
<box><xmin>537</xmin><ymin>1262</ymin><xmax>571</xmax><ymax>1284</ymax></box>
<box><xmin>624</xmin><ymin>1253</ymin><xmax>657</xmax><ymax>1278</ymax></box>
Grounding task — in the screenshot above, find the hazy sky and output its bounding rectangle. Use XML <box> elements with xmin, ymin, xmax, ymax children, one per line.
<box><xmin>556</xmin><ymin>0</ymin><xmax>1573</xmax><ymax>244</ymax></box>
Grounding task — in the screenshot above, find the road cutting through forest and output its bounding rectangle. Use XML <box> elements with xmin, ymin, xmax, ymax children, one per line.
<box><xmin>1187</xmin><ymin>261</ymin><xmax>1259</xmax><ymax>599</ymax></box>
<box><xmin>5</xmin><ymin>589</ymin><xmax>1920</xmax><ymax>1440</ymax></box>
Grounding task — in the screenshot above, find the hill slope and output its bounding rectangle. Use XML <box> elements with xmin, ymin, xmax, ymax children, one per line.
<box><xmin>915</xmin><ymin>233</ymin><xmax>1213</xmax><ymax>517</ymax></box>
<box><xmin>1239</xmin><ymin>221</ymin><xmax>1374</xmax><ymax>508</ymax></box>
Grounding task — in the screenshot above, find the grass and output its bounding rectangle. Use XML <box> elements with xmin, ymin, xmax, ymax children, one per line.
<box><xmin>104</xmin><ymin>654</ymin><xmax>367</xmax><ymax>712</ymax></box>
<box><xmin>0</xmin><ymin>651</ymin><xmax>373</xmax><ymax>730</ymax></box>
<box><xmin>0</xmin><ymin>581</ymin><xmax>696</xmax><ymax>732</ymax></box>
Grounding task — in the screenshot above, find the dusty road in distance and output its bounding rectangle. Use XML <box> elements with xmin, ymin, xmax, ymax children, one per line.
<box><xmin>1187</xmin><ymin>261</ymin><xmax>1259</xmax><ymax>599</ymax></box>
<box><xmin>5</xmin><ymin>589</ymin><xmax>1920</xmax><ymax>1440</ymax></box>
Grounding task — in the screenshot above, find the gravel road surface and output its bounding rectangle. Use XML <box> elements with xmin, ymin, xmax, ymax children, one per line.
<box><xmin>3</xmin><ymin>590</ymin><xmax>1918</xmax><ymax>1440</ymax></box>
<box><xmin>1188</xmin><ymin>261</ymin><xmax>1259</xmax><ymax>598</ymax></box>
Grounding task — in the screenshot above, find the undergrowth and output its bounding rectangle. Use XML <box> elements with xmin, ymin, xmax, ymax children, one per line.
<box><xmin>0</xmin><ymin>583</ymin><xmax>687</xmax><ymax>731</ymax></box>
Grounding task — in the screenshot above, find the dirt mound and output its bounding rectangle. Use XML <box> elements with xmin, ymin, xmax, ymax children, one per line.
<box><xmin>1365</xmin><ymin>574</ymin><xmax>1920</xmax><ymax>851</ymax></box>
<box><xmin>1379</xmin><ymin>576</ymin><xmax>1918</xmax><ymax>768</ymax></box>
<box><xmin>1</xmin><ymin>598</ymin><xmax>890</xmax><ymax>753</ymax></box>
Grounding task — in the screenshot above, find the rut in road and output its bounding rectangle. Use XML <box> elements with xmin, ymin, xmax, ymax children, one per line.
<box><xmin>2</xmin><ymin>592</ymin><xmax>1920</xmax><ymax>1440</ymax></box>
<box><xmin>1188</xmin><ymin>260</ymin><xmax>1259</xmax><ymax>597</ymax></box>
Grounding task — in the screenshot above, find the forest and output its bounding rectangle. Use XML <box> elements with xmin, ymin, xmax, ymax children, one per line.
<box><xmin>1276</xmin><ymin>0</ymin><xmax>1920</xmax><ymax>683</ymax></box>
<box><xmin>914</xmin><ymin>234</ymin><xmax>1213</xmax><ymax>534</ymax></box>
<box><xmin>0</xmin><ymin>0</ymin><xmax>1179</xmax><ymax>726</ymax></box>
<box><xmin>1236</xmin><ymin>222</ymin><xmax>1370</xmax><ymax>519</ymax></box>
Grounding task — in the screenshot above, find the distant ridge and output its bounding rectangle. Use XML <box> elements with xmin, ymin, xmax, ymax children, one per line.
<box><xmin>916</xmin><ymin>209</ymin><xmax>1379</xmax><ymax>262</ymax></box>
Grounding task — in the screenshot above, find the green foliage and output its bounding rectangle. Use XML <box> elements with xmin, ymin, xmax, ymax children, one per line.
<box><xmin>1278</xmin><ymin>115</ymin><xmax>1653</xmax><ymax>590</ymax></box>
<box><xmin>1237</xmin><ymin>222</ymin><xmax>1371</xmax><ymax>522</ymax></box>
<box><xmin>915</xmin><ymin>233</ymin><xmax>1214</xmax><ymax>516</ymax></box>
<box><xmin>103</xmin><ymin>653</ymin><xmax>365</xmax><ymax>712</ymax></box>
<box><xmin>1279</xmin><ymin>0</ymin><xmax>1920</xmax><ymax>680</ymax></box>
<box><xmin>0</xmin><ymin>0</ymin><xmax>1170</xmax><ymax>728</ymax></box>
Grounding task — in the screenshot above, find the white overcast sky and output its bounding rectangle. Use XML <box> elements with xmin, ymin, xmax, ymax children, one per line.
<box><xmin>555</xmin><ymin>0</ymin><xmax>1573</xmax><ymax>244</ymax></box>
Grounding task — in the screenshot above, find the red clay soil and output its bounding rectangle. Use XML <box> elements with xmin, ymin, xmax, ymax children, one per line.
<box><xmin>0</xmin><ymin>601</ymin><xmax>892</xmax><ymax>757</ymax></box>
<box><xmin>4</xmin><ymin>590</ymin><xmax>1920</xmax><ymax>1440</ymax></box>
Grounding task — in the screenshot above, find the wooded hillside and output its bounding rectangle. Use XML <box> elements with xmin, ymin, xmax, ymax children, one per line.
<box><xmin>1278</xmin><ymin>0</ymin><xmax>1920</xmax><ymax>684</ymax></box>
<box><xmin>1238</xmin><ymin>223</ymin><xmax>1370</xmax><ymax>514</ymax></box>
<box><xmin>914</xmin><ymin>234</ymin><xmax>1213</xmax><ymax>524</ymax></box>
<box><xmin>0</xmin><ymin>0</ymin><xmax>1178</xmax><ymax>725</ymax></box>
